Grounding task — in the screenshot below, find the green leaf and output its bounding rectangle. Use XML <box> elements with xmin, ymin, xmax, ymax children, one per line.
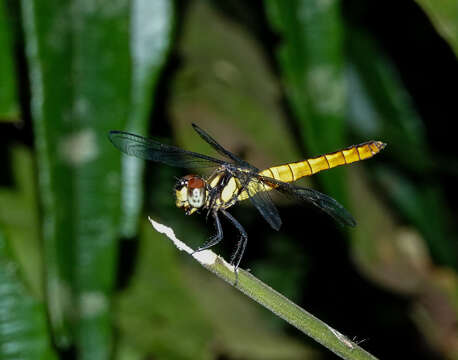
<box><xmin>0</xmin><ymin>228</ymin><xmax>57</xmax><ymax>360</ymax></box>
<box><xmin>21</xmin><ymin>0</ymin><xmax>175</xmax><ymax>355</ymax></box>
<box><xmin>0</xmin><ymin>146</ymin><xmax>43</xmax><ymax>298</ymax></box>
<box><xmin>120</xmin><ymin>0</ymin><xmax>175</xmax><ymax>237</ymax></box>
<box><xmin>20</xmin><ymin>0</ymin><xmax>135</xmax><ymax>356</ymax></box>
<box><xmin>0</xmin><ymin>0</ymin><xmax>20</xmax><ymax>121</ymax></box>
<box><xmin>265</xmin><ymin>0</ymin><xmax>347</xmax><ymax>201</ymax></box>
<box><xmin>414</xmin><ymin>0</ymin><xmax>458</xmax><ymax>58</ymax></box>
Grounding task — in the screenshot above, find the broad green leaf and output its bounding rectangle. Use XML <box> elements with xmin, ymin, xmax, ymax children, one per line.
<box><xmin>0</xmin><ymin>0</ymin><xmax>19</xmax><ymax>121</ymax></box>
<box><xmin>0</xmin><ymin>228</ymin><xmax>57</xmax><ymax>360</ymax></box>
<box><xmin>265</xmin><ymin>0</ymin><xmax>347</xmax><ymax>202</ymax></box>
<box><xmin>22</xmin><ymin>0</ymin><xmax>79</xmax><ymax>346</ymax></box>
<box><xmin>21</xmin><ymin>0</ymin><xmax>175</xmax><ymax>355</ymax></box>
<box><xmin>120</xmin><ymin>0</ymin><xmax>175</xmax><ymax>237</ymax></box>
<box><xmin>414</xmin><ymin>0</ymin><xmax>458</xmax><ymax>58</ymax></box>
<box><xmin>21</xmin><ymin>0</ymin><xmax>130</xmax><ymax>357</ymax></box>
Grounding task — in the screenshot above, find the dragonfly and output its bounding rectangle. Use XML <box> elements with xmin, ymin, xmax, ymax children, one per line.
<box><xmin>109</xmin><ymin>124</ymin><xmax>385</xmax><ymax>277</ymax></box>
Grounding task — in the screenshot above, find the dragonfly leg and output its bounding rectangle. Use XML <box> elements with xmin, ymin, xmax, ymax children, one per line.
<box><xmin>194</xmin><ymin>210</ymin><xmax>223</xmax><ymax>252</ymax></box>
<box><xmin>206</xmin><ymin>173</ymin><xmax>228</xmax><ymax>221</ymax></box>
<box><xmin>221</xmin><ymin>209</ymin><xmax>248</xmax><ymax>285</ymax></box>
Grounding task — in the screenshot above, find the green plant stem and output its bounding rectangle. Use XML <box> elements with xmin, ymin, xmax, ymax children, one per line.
<box><xmin>148</xmin><ymin>217</ymin><xmax>379</xmax><ymax>360</ymax></box>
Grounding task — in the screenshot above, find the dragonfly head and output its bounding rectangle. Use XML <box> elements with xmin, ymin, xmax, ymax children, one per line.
<box><xmin>174</xmin><ymin>175</ymin><xmax>207</xmax><ymax>215</ymax></box>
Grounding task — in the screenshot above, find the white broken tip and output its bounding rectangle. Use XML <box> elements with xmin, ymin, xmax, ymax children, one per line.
<box><xmin>147</xmin><ymin>216</ymin><xmax>219</xmax><ymax>266</ymax></box>
<box><xmin>148</xmin><ymin>216</ymin><xmax>193</xmax><ymax>254</ymax></box>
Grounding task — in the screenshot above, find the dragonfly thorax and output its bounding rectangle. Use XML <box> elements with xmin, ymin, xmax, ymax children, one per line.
<box><xmin>175</xmin><ymin>174</ymin><xmax>207</xmax><ymax>215</ymax></box>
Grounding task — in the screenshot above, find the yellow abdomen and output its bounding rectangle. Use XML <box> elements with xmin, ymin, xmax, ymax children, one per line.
<box><xmin>259</xmin><ymin>141</ymin><xmax>386</xmax><ymax>183</ymax></box>
<box><xmin>236</xmin><ymin>141</ymin><xmax>385</xmax><ymax>201</ymax></box>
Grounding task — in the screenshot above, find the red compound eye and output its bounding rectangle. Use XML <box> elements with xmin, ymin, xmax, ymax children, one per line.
<box><xmin>187</xmin><ymin>176</ymin><xmax>204</xmax><ymax>189</ymax></box>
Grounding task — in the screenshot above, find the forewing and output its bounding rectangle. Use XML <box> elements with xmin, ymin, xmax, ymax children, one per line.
<box><xmin>238</xmin><ymin>172</ymin><xmax>282</xmax><ymax>231</ymax></box>
<box><xmin>256</xmin><ymin>174</ymin><xmax>356</xmax><ymax>227</ymax></box>
<box><xmin>109</xmin><ymin>130</ymin><xmax>226</xmax><ymax>168</ymax></box>
<box><xmin>192</xmin><ymin>124</ymin><xmax>258</xmax><ymax>171</ymax></box>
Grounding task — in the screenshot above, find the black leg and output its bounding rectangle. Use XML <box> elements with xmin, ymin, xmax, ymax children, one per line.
<box><xmin>205</xmin><ymin>174</ymin><xmax>226</xmax><ymax>221</ymax></box>
<box><xmin>194</xmin><ymin>210</ymin><xmax>223</xmax><ymax>253</ymax></box>
<box><xmin>205</xmin><ymin>187</ymin><xmax>218</xmax><ymax>220</ymax></box>
<box><xmin>221</xmin><ymin>210</ymin><xmax>248</xmax><ymax>284</ymax></box>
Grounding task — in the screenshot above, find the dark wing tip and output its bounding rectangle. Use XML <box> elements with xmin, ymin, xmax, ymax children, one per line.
<box><xmin>264</xmin><ymin>215</ymin><xmax>282</xmax><ymax>231</ymax></box>
<box><xmin>272</xmin><ymin>219</ymin><xmax>282</xmax><ymax>231</ymax></box>
<box><xmin>332</xmin><ymin>206</ymin><xmax>357</xmax><ymax>227</ymax></box>
<box><xmin>108</xmin><ymin>130</ymin><xmax>128</xmax><ymax>148</ymax></box>
<box><xmin>347</xmin><ymin>217</ymin><xmax>357</xmax><ymax>227</ymax></box>
<box><xmin>192</xmin><ymin>123</ymin><xmax>204</xmax><ymax>135</ymax></box>
<box><xmin>108</xmin><ymin>129</ymin><xmax>124</xmax><ymax>139</ymax></box>
<box><xmin>108</xmin><ymin>130</ymin><xmax>119</xmax><ymax>144</ymax></box>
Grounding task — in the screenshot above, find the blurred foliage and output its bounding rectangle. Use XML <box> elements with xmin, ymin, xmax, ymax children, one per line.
<box><xmin>377</xmin><ymin>167</ymin><xmax>457</xmax><ymax>267</ymax></box>
<box><xmin>414</xmin><ymin>0</ymin><xmax>458</xmax><ymax>57</ymax></box>
<box><xmin>21</xmin><ymin>1</ymin><xmax>132</xmax><ymax>357</ymax></box>
<box><xmin>346</xmin><ymin>30</ymin><xmax>432</xmax><ymax>173</ymax></box>
<box><xmin>115</xmin><ymin>221</ymin><xmax>214</xmax><ymax>360</ymax></box>
<box><xmin>115</xmin><ymin>220</ymin><xmax>314</xmax><ymax>360</ymax></box>
<box><xmin>0</xmin><ymin>228</ymin><xmax>56</xmax><ymax>360</ymax></box>
<box><xmin>349</xmin><ymin>168</ymin><xmax>458</xmax><ymax>359</ymax></box>
<box><xmin>346</xmin><ymin>29</ymin><xmax>458</xmax><ymax>268</ymax></box>
<box><xmin>0</xmin><ymin>147</ymin><xmax>42</xmax><ymax>297</ymax></box>
<box><xmin>0</xmin><ymin>0</ymin><xmax>457</xmax><ymax>359</ymax></box>
<box><xmin>170</xmin><ymin>0</ymin><xmax>300</xmax><ymax>172</ymax></box>
<box><xmin>265</xmin><ymin>0</ymin><xmax>347</xmax><ymax>202</ymax></box>
<box><xmin>19</xmin><ymin>0</ymin><xmax>174</xmax><ymax>358</ymax></box>
<box><xmin>120</xmin><ymin>0</ymin><xmax>174</xmax><ymax>237</ymax></box>
<box><xmin>0</xmin><ymin>0</ymin><xmax>19</xmax><ymax>121</ymax></box>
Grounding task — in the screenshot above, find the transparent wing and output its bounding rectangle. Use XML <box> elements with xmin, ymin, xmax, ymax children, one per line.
<box><xmin>254</xmin><ymin>173</ymin><xmax>357</xmax><ymax>227</ymax></box>
<box><xmin>248</xmin><ymin>183</ymin><xmax>282</xmax><ymax>231</ymax></box>
<box><xmin>109</xmin><ymin>130</ymin><xmax>226</xmax><ymax>168</ymax></box>
<box><xmin>235</xmin><ymin>170</ymin><xmax>282</xmax><ymax>230</ymax></box>
<box><xmin>192</xmin><ymin>124</ymin><xmax>258</xmax><ymax>171</ymax></box>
